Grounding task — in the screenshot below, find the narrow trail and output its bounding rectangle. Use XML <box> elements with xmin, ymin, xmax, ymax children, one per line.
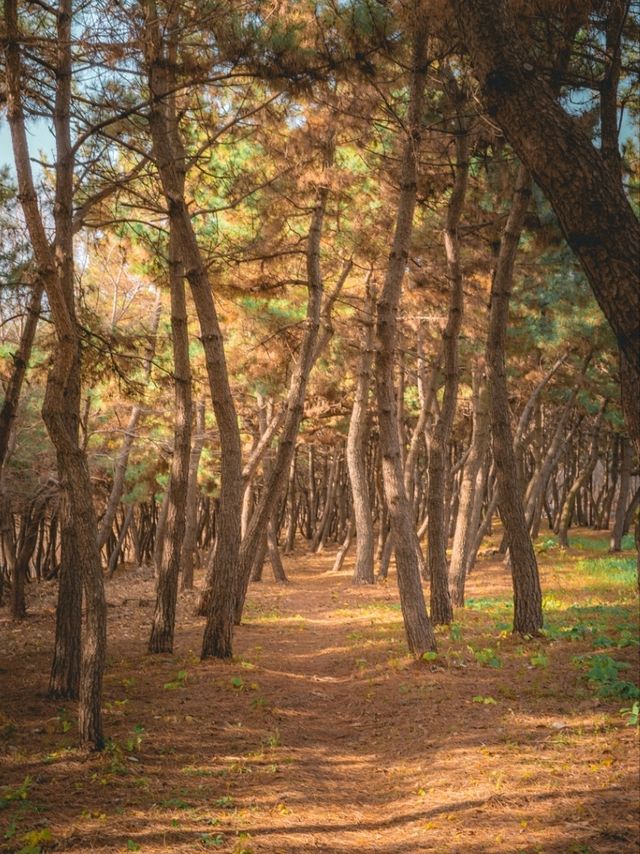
<box><xmin>1</xmin><ymin>549</ymin><xmax>638</xmax><ymax>853</ymax></box>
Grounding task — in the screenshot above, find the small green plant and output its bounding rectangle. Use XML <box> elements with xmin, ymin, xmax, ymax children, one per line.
<box><xmin>422</xmin><ymin>651</ymin><xmax>438</xmax><ymax>662</ymax></box>
<box><xmin>577</xmin><ymin>654</ymin><xmax>640</xmax><ymax>700</ymax></box>
<box><xmin>264</xmin><ymin>728</ymin><xmax>281</xmax><ymax>748</ymax></box>
<box><xmin>472</xmin><ymin>647</ymin><xmax>501</xmax><ymax>668</ymax></box>
<box><xmin>449</xmin><ymin>623</ymin><xmax>463</xmax><ymax>641</ymax></box>
<box><xmin>230</xmin><ymin>676</ymin><xmax>244</xmax><ymax>689</ymax></box>
<box><xmin>17</xmin><ymin>828</ymin><xmax>53</xmax><ymax>854</ymax></box>
<box><xmin>0</xmin><ymin>776</ymin><xmax>32</xmax><ymax>810</ymax></box>
<box><xmin>214</xmin><ymin>795</ymin><xmax>235</xmax><ymax>809</ymax></box>
<box><xmin>164</xmin><ymin>670</ymin><xmax>187</xmax><ymax>690</ymax></box>
<box><xmin>126</xmin><ymin>725</ymin><xmax>145</xmax><ymax>753</ymax></box>
<box><xmin>199</xmin><ymin>832</ymin><xmax>225</xmax><ymax>847</ymax></box>
<box><xmin>56</xmin><ymin>707</ymin><xmax>72</xmax><ymax>734</ymax></box>
<box><xmin>472</xmin><ymin>696</ymin><xmax>497</xmax><ymax>705</ymax></box>
<box><xmin>126</xmin><ymin>840</ymin><xmax>141</xmax><ymax>852</ymax></box>
<box><xmin>621</xmin><ymin>701</ymin><xmax>639</xmax><ymax>726</ymax></box>
<box><xmin>530</xmin><ymin>653</ymin><xmax>549</xmax><ymax>668</ymax></box>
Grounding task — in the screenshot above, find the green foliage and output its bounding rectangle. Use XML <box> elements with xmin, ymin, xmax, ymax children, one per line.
<box><xmin>163</xmin><ymin>670</ymin><xmax>188</xmax><ymax>690</ymax></box>
<box><xmin>471</xmin><ymin>647</ymin><xmax>502</xmax><ymax>668</ymax></box>
<box><xmin>0</xmin><ymin>776</ymin><xmax>32</xmax><ymax>810</ymax></box>
<box><xmin>621</xmin><ymin>702</ymin><xmax>639</xmax><ymax>727</ymax></box>
<box><xmin>576</xmin><ymin>654</ymin><xmax>640</xmax><ymax>700</ymax></box>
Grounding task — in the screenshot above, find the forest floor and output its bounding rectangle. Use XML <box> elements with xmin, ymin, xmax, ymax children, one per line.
<box><xmin>1</xmin><ymin>530</ymin><xmax>639</xmax><ymax>854</ymax></box>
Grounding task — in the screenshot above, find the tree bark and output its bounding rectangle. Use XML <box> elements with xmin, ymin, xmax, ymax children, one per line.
<box><xmin>148</xmin><ymin>229</ymin><xmax>192</xmax><ymax>653</ymax></box>
<box><xmin>373</xmin><ymin>13</ymin><xmax>437</xmax><ymax>656</ymax></box>
<box><xmin>181</xmin><ymin>400</ymin><xmax>206</xmax><ymax>589</ymax></box>
<box><xmin>450</xmin><ymin>367</ymin><xmax>490</xmax><ymax>606</ymax></box>
<box><xmin>426</xmin><ymin>118</ymin><xmax>469</xmax><ymax>625</ymax></box>
<box><xmin>347</xmin><ymin>280</ymin><xmax>376</xmax><ymax>584</ymax></box>
<box><xmin>452</xmin><ymin>0</ymin><xmax>640</xmax><ymax>446</ymax></box>
<box><xmin>609</xmin><ymin>437</ymin><xmax>632</xmax><ymax>551</ymax></box>
<box><xmin>486</xmin><ymin>164</ymin><xmax>543</xmax><ymax>636</ymax></box>
<box><xmin>4</xmin><ymin>0</ymin><xmax>107</xmax><ymax>748</ymax></box>
<box><xmin>143</xmin><ymin>1</ymin><xmax>244</xmax><ymax>660</ymax></box>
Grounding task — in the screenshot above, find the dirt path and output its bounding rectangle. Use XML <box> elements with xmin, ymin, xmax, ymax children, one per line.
<box><xmin>1</xmin><ymin>548</ymin><xmax>639</xmax><ymax>853</ymax></box>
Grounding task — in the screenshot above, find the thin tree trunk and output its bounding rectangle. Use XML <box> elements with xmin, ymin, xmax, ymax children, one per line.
<box><xmin>347</xmin><ymin>280</ymin><xmax>376</xmax><ymax>584</ymax></box>
<box><xmin>610</xmin><ymin>437</ymin><xmax>632</xmax><ymax>551</ymax></box>
<box><xmin>181</xmin><ymin>400</ymin><xmax>206</xmax><ymax>589</ymax></box>
<box><xmin>143</xmin><ymin>3</ymin><xmax>244</xmax><ymax>660</ymax></box>
<box><xmin>450</xmin><ymin>367</ymin><xmax>490</xmax><ymax>606</ymax></box>
<box><xmin>373</xmin><ymin>14</ymin><xmax>437</xmax><ymax>656</ymax></box>
<box><xmin>148</xmin><ymin>229</ymin><xmax>192</xmax><ymax>654</ymax></box>
<box><xmin>427</xmin><ymin>116</ymin><xmax>469</xmax><ymax>625</ymax></box>
<box><xmin>486</xmin><ymin>164</ymin><xmax>543</xmax><ymax>636</ymax></box>
<box><xmin>557</xmin><ymin>401</ymin><xmax>607</xmax><ymax>548</ymax></box>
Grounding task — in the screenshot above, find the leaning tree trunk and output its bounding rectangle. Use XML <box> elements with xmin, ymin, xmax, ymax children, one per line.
<box><xmin>452</xmin><ymin>0</ymin><xmax>640</xmax><ymax>448</ymax></box>
<box><xmin>373</xmin><ymin>14</ymin><xmax>437</xmax><ymax>656</ymax></box>
<box><xmin>346</xmin><ymin>279</ymin><xmax>376</xmax><ymax>584</ymax></box>
<box><xmin>232</xmin><ymin>181</ymin><xmax>330</xmax><ymax>626</ymax></box>
<box><xmin>426</xmin><ymin>115</ymin><xmax>469</xmax><ymax>626</ymax></box>
<box><xmin>97</xmin><ymin>290</ymin><xmax>162</xmax><ymax>552</ymax></box>
<box><xmin>143</xmin><ymin>3</ymin><xmax>244</xmax><ymax>659</ymax></box>
<box><xmin>486</xmin><ymin>164</ymin><xmax>543</xmax><ymax>637</ymax></box>
<box><xmin>148</xmin><ymin>231</ymin><xmax>192</xmax><ymax>653</ymax></box>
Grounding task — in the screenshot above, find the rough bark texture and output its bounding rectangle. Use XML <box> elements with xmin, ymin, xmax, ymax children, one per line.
<box><xmin>373</xmin><ymin>14</ymin><xmax>436</xmax><ymax>656</ymax></box>
<box><xmin>142</xmin><ymin>1</ymin><xmax>243</xmax><ymax>660</ymax></box>
<box><xmin>486</xmin><ymin>165</ymin><xmax>543</xmax><ymax>637</ymax></box>
<box><xmin>5</xmin><ymin>0</ymin><xmax>107</xmax><ymax>748</ymax></box>
<box><xmin>427</xmin><ymin>123</ymin><xmax>469</xmax><ymax>625</ymax></box>
<box><xmin>148</xmin><ymin>231</ymin><xmax>192</xmax><ymax>653</ymax></box>
<box><xmin>453</xmin><ymin>0</ymin><xmax>640</xmax><ymax>446</ymax></box>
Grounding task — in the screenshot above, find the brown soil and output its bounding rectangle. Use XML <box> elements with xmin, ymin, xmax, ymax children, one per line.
<box><xmin>1</xmin><ymin>542</ymin><xmax>639</xmax><ymax>854</ymax></box>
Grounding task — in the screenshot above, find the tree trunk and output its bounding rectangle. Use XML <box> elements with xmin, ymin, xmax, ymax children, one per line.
<box><xmin>373</xmin><ymin>16</ymin><xmax>436</xmax><ymax>656</ymax></box>
<box><xmin>347</xmin><ymin>280</ymin><xmax>376</xmax><ymax>584</ymax></box>
<box><xmin>148</xmin><ymin>231</ymin><xmax>192</xmax><ymax>653</ymax></box>
<box><xmin>609</xmin><ymin>437</ymin><xmax>632</xmax><ymax>551</ymax></box>
<box><xmin>427</xmin><ymin>117</ymin><xmax>469</xmax><ymax>626</ymax></box>
<box><xmin>143</xmin><ymin>2</ymin><xmax>244</xmax><ymax>660</ymax></box>
<box><xmin>5</xmin><ymin>0</ymin><xmax>107</xmax><ymax>749</ymax></box>
<box><xmin>486</xmin><ymin>164</ymin><xmax>543</xmax><ymax>636</ymax></box>
<box><xmin>452</xmin><ymin>0</ymin><xmax>640</xmax><ymax>446</ymax></box>
<box><xmin>450</xmin><ymin>368</ymin><xmax>490</xmax><ymax>606</ymax></box>
<box><xmin>181</xmin><ymin>400</ymin><xmax>206</xmax><ymax>589</ymax></box>
<box><xmin>557</xmin><ymin>401</ymin><xmax>607</xmax><ymax>548</ymax></box>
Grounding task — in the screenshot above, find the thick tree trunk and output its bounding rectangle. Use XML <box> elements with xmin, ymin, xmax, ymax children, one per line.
<box><xmin>486</xmin><ymin>164</ymin><xmax>543</xmax><ymax>636</ymax></box>
<box><xmin>452</xmin><ymin>0</ymin><xmax>640</xmax><ymax>446</ymax></box>
<box><xmin>148</xmin><ymin>232</ymin><xmax>192</xmax><ymax>653</ymax></box>
<box><xmin>373</xmin><ymin>16</ymin><xmax>436</xmax><ymax>656</ymax></box>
